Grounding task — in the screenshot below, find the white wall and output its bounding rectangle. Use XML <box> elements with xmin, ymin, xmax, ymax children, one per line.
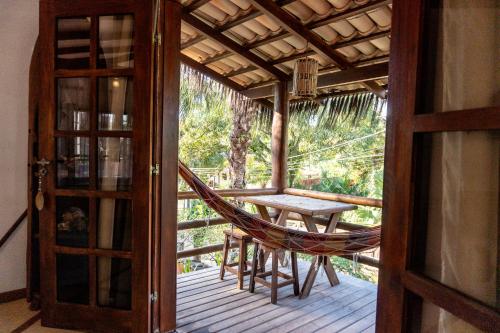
<box><xmin>0</xmin><ymin>0</ymin><xmax>39</xmax><ymax>293</ymax></box>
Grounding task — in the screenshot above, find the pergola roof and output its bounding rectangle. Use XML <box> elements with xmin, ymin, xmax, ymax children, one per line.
<box><xmin>180</xmin><ymin>0</ymin><xmax>391</xmax><ymax>101</ymax></box>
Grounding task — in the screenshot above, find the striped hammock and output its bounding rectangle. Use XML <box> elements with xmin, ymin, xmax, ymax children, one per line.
<box><xmin>179</xmin><ymin>161</ymin><xmax>381</xmax><ymax>256</ymax></box>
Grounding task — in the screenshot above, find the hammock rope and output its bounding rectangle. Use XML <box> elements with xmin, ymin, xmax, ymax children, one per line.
<box><xmin>179</xmin><ymin>161</ymin><xmax>381</xmax><ymax>256</ymax></box>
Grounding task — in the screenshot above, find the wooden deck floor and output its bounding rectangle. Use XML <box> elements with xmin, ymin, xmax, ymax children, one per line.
<box><xmin>176</xmin><ymin>261</ymin><xmax>377</xmax><ymax>333</ymax></box>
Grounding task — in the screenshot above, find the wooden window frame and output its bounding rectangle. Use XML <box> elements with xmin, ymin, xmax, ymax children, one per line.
<box><xmin>376</xmin><ymin>0</ymin><xmax>500</xmax><ymax>332</ymax></box>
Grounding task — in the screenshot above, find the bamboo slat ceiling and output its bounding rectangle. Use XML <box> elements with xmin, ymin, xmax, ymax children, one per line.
<box><xmin>180</xmin><ymin>0</ymin><xmax>391</xmax><ymax>100</ymax></box>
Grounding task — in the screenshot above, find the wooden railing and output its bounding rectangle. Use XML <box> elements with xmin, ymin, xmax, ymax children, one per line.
<box><xmin>0</xmin><ymin>210</ymin><xmax>28</xmax><ymax>250</ymax></box>
<box><xmin>176</xmin><ymin>188</ymin><xmax>381</xmax><ymax>268</ymax></box>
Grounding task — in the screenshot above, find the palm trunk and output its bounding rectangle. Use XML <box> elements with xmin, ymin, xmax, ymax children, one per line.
<box><xmin>229</xmin><ymin>100</ymin><xmax>255</xmax><ymax>189</ymax></box>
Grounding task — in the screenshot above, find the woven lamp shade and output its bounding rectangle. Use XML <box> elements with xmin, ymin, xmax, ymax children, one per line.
<box><xmin>292</xmin><ymin>57</ymin><xmax>319</xmax><ymax>98</ymax></box>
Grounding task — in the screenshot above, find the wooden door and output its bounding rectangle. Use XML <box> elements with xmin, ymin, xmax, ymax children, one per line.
<box><xmin>38</xmin><ymin>1</ymin><xmax>154</xmax><ymax>331</ymax></box>
<box><xmin>377</xmin><ymin>0</ymin><xmax>499</xmax><ymax>332</ymax></box>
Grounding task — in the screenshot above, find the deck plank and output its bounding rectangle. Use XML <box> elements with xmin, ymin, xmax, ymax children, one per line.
<box><xmin>176</xmin><ymin>260</ymin><xmax>377</xmax><ymax>333</ymax></box>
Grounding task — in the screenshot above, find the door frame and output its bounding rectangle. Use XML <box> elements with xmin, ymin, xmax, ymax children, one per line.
<box><xmin>377</xmin><ymin>0</ymin><xmax>500</xmax><ymax>331</ymax></box>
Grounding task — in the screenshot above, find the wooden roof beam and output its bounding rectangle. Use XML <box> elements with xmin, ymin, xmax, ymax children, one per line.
<box><xmin>247</xmin><ymin>0</ymin><xmax>387</xmax><ymax>98</ymax></box>
<box><xmin>182</xmin><ymin>11</ymin><xmax>289</xmax><ymax>81</ymax></box>
<box><xmin>307</xmin><ymin>0</ymin><xmax>392</xmax><ymax>29</ymax></box>
<box><xmin>249</xmin><ymin>0</ymin><xmax>350</xmax><ymax>69</ymax></box>
<box><xmin>214</xmin><ymin>0</ymin><xmax>296</xmax><ymax>32</ymax></box>
<box><xmin>185</xmin><ymin>0</ymin><xmax>211</xmax><ymax>13</ymax></box>
<box><xmin>243</xmin><ymin>62</ymin><xmax>389</xmax><ymax>99</ymax></box>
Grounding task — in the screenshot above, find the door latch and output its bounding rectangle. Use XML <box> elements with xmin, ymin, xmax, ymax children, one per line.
<box><xmin>150</xmin><ymin>291</ymin><xmax>158</xmax><ymax>303</ymax></box>
<box><xmin>150</xmin><ymin>163</ymin><xmax>160</xmax><ymax>176</ymax></box>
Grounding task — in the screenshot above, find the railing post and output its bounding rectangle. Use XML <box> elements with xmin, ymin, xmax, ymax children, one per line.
<box><xmin>271</xmin><ymin>81</ymin><xmax>289</xmax><ymax>192</ymax></box>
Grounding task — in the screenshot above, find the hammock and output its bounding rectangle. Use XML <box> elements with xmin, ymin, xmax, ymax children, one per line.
<box><xmin>179</xmin><ymin>161</ymin><xmax>381</xmax><ymax>256</ymax></box>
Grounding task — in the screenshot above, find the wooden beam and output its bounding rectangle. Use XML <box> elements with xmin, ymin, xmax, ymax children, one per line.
<box><xmin>177</xmin><ymin>243</ymin><xmax>238</xmax><ymax>258</ymax></box>
<box><xmin>180</xmin><ymin>35</ymin><xmax>205</xmax><ymax>49</ymax></box>
<box><xmin>182</xmin><ymin>11</ymin><xmax>289</xmax><ymax>80</ymax></box>
<box><xmin>249</xmin><ymin>0</ymin><xmax>349</xmax><ymax>69</ymax></box>
<box><xmin>244</xmin><ymin>62</ymin><xmax>389</xmax><ymax>99</ymax></box>
<box><xmin>159</xmin><ymin>1</ymin><xmax>182</xmax><ymax>331</ymax></box>
<box><xmin>403</xmin><ymin>271</ymin><xmax>500</xmax><ymax>332</ymax></box>
<box><xmin>271</xmin><ymin>81</ymin><xmax>289</xmax><ymax>192</ymax></box>
<box><xmin>248</xmin><ymin>0</ymin><xmax>387</xmax><ymax>98</ymax></box>
<box><xmin>269</xmin><ymin>30</ymin><xmax>391</xmax><ymax>65</ymax></box>
<box><xmin>180</xmin><ymin>53</ymin><xmax>245</xmax><ymax>92</ymax></box>
<box><xmin>214</xmin><ymin>0</ymin><xmax>296</xmax><ymax>32</ymax></box>
<box><xmin>178</xmin><ymin>187</ymin><xmax>278</xmax><ymax>200</ymax></box>
<box><xmin>245</xmin><ymin>30</ymin><xmax>291</xmax><ymax>49</ymax></box>
<box><xmin>199</xmin><ymin>50</ymin><xmax>232</xmax><ymax>65</ymax></box>
<box><xmin>185</xmin><ymin>0</ymin><xmax>211</xmax><ymax>12</ymax></box>
<box><xmin>225</xmin><ymin>65</ymin><xmax>258</xmax><ymax>77</ymax></box>
<box><xmin>307</xmin><ymin>0</ymin><xmax>392</xmax><ymax>29</ymax></box>
<box><xmin>0</xmin><ymin>210</ymin><xmax>27</xmax><ymax>250</ymax></box>
<box><xmin>284</xmin><ymin>188</ymin><xmax>383</xmax><ymax>208</ymax></box>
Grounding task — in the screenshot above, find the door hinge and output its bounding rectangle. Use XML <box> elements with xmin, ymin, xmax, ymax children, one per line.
<box><xmin>150</xmin><ymin>291</ymin><xmax>158</xmax><ymax>303</ymax></box>
<box><xmin>154</xmin><ymin>33</ymin><xmax>162</xmax><ymax>46</ymax></box>
<box><xmin>150</xmin><ymin>163</ymin><xmax>160</xmax><ymax>176</ymax></box>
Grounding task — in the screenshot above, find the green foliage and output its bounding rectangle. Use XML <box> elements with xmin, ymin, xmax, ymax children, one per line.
<box><xmin>179</xmin><ymin>74</ymin><xmax>232</xmax><ymax>169</ymax></box>
<box><xmin>178</xmin><ymin>68</ymin><xmax>384</xmax><ymax>281</ymax></box>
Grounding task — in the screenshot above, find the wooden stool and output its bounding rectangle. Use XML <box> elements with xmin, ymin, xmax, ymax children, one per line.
<box><xmin>249</xmin><ymin>239</ymin><xmax>299</xmax><ymax>304</ymax></box>
<box><xmin>219</xmin><ymin>229</ymin><xmax>253</xmax><ymax>289</ymax></box>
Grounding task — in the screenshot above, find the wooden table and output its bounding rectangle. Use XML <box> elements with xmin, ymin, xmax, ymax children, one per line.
<box><xmin>236</xmin><ymin>194</ymin><xmax>357</xmax><ymax>298</ymax></box>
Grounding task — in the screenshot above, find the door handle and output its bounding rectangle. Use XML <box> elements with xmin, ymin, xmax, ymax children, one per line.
<box><xmin>35</xmin><ymin>158</ymin><xmax>51</xmax><ymax>211</ymax></box>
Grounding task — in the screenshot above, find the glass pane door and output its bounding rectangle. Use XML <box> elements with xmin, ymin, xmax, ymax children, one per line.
<box><xmin>39</xmin><ymin>1</ymin><xmax>153</xmax><ymax>332</ymax></box>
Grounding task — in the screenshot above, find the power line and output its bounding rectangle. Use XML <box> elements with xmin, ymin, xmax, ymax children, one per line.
<box><xmin>288</xmin><ymin>130</ymin><xmax>385</xmax><ymax>160</ymax></box>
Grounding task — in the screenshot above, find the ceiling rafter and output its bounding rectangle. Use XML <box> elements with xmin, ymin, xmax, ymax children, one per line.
<box><xmin>247</xmin><ymin>0</ymin><xmax>387</xmax><ymax>98</ymax></box>
<box><xmin>185</xmin><ymin>0</ymin><xmax>211</xmax><ymax>13</ymax></box>
<box><xmin>181</xmin><ymin>10</ymin><xmax>289</xmax><ymax>81</ymax></box>
<box><xmin>270</xmin><ymin>30</ymin><xmax>391</xmax><ymax>65</ymax></box>
<box><xmin>244</xmin><ymin>0</ymin><xmax>390</xmax><ymax>50</ymax></box>
<box><xmin>213</xmin><ymin>0</ymin><xmax>296</xmax><ymax>32</ymax></box>
<box><xmin>307</xmin><ymin>0</ymin><xmax>392</xmax><ymax>29</ymax></box>
<box><xmin>181</xmin><ymin>0</ymin><xmax>390</xmax><ymax>52</ymax></box>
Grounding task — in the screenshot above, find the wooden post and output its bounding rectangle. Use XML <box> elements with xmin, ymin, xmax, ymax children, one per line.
<box><xmin>159</xmin><ymin>0</ymin><xmax>181</xmax><ymax>332</ymax></box>
<box><xmin>271</xmin><ymin>81</ymin><xmax>289</xmax><ymax>192</ymax></box>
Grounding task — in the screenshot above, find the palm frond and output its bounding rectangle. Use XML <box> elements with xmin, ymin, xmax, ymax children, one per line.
<box><xmin>254</xmin><ymin>91</ymin><xmax>386</xmax><ymax>130</ymax></box>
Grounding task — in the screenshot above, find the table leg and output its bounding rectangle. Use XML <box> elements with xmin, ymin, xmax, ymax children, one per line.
<box><xmin>323</xmin><ymin>256</ymin><xmax>340</xmax><ymax>286</ymax></box>
<box><xmin>275</xmin><ymin>211</ymin><xmax>289</xmax><ymax>266</ymax></box>
<box><xmin>255</xmin><ymin>204</ymin><xmax>272</xmax><ymax>222</ymax></box>
<box><xmin>300</xmin><ymin>255</ymin><xmax>322</xmax><ymax>299</ymax></box>
<box><xmin>256</xmin><ymin>206</ymin><xmax>288</xmax><ymax>267</ymax></box>
<box><xmin>300</xmin><ymin>214</ymin><xmax>341</xmax><ymax>297</ymax></box>
<box><xmin>322</xmin><ymin>213</ymin><xmax>341</xmax><ymax>286</ymax></box>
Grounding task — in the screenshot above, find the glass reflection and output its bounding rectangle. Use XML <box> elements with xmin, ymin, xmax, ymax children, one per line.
<box><xmin>98</xmin><ymin>137</ymin><xmax>132</xmax><ymax>191</ymax></box>
<box><xmin>56</xmin><ymin>197</ymin><xmax>89</xmax><ymax>248</ymax></box>
<box><xmin>57</xmin><ymin>254</ymin><xmax>89</xmax><ymax>304</ymax></box>
<box><xmin>98</xmin><ymin>77</ymin><xmax>133</xmax><ymax>131</ymax></box>
<box><xmin>57</xmin><ymin>78</ymin><xmax>90</xmax><ymax>131</ymax></box>
<box><xmin>56</xmin><ymin>137</ymin><xmax>90</xmax><ymax>188</ymax></box>
<box><xmin>97</xmin><ymin>257</ymin><xmax>131</xmax><ymax>310</ymax></box>
<box><xmin>56</xmin><ymin>17</ymin><xmax>91</xmax><ymax>69</ymax></box>
<box><xmin>97</xmin><ymin>199</ymin><xmax>132</xmax><ymax>251</ymax></box>
<box><xmin>98</xmin><ymin>15</ymin><xmax>134</xmax><ymax>69</ymax></box>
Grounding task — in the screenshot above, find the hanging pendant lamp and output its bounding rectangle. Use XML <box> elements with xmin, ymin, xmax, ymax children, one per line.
<box><xmin>292</xmin><ymin>56</ymin><xmax>319</xmax><ymax>98</ymax></box>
